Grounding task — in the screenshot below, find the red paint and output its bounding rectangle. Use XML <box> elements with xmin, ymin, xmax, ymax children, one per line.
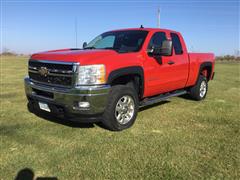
<box><xmin>31</xmin><ymin>28</ymin><xmax>215</xmax><ymax>98</ymax></box>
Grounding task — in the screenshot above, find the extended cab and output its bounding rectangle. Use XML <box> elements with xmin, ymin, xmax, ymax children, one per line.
<box><xmin>24</xmin><ymin>28</ymin><xmax>215</xmax><ymax>131</ymax></box>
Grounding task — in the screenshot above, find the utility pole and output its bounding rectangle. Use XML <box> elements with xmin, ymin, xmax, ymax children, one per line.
<box><xmin>157</xmin><ymin>7</ymin><xmax>160</xmax><ymax>28</ymax></box>
<box><xmin>75</xmin><ymin>17</ymin><xmax>78</xmax><ymax>48</ymax></box>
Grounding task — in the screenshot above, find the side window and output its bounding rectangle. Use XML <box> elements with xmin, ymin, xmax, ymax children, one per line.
<box><xmin>147</xmin><ymin>32</ymin><xmax>167</xmax><ymax>50</ymax></box>
<box><xmin>170</xmin><ymin>33</ymin><xmax>183</xmax><ymax>55</ymax></box>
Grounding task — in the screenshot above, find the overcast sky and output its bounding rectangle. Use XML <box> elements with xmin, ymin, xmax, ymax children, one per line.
<box><xmin>1</xmin><ymin>0</ymin><xmax>239</xmax><ymax>55</ymax></box>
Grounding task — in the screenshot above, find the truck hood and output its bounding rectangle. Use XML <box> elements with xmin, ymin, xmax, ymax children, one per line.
<box><xmin>31</xmin><ymin>49</ymin><xmax>118</xmax><ymax>65</ymax></box>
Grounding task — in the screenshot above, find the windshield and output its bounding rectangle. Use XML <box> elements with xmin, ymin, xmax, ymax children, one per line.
<box><xmin>85</xmin><ymin>30</ymin><xmax>148</xmax><ymax>53</ymax></box>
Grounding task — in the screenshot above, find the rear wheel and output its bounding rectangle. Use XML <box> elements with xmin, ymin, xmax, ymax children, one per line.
<box><xmin>102</xmin><ymin>84</ymin><xmax>139</xmax><ymax>131</ymax></box>
<box><xmin>189</xmin><ymin>75</ymin><xmax>208</xmax><ymax>101</ymax></box>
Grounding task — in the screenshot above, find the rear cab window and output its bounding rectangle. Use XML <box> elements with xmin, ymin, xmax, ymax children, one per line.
<box><xmin>170</xmin><ymin>33</ymin><xmax>183</xmax><ymax>55</ymax></box>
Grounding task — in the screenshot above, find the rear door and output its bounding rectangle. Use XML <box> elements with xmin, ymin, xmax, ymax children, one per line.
<box><xmin>168</xmin><ymin>32</ymin><xmax>189</xmax><ymax>90</ymax></box>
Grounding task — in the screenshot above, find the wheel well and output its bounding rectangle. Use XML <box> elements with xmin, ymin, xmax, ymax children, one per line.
<box><xmin>110</xmin><ymin>75</ymin><xmax>143</xmax><ymax>99</ymax></box>
<box><xmin>200</xmin><ymin>66</ymin><xmax>212</xmax><ymax>81</ymax></box>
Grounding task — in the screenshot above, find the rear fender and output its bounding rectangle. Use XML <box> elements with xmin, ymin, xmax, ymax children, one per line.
<box><xmin>198</xmin><ymin>62</ymin><xmax>213</xmax><ymax>81</ymax></box>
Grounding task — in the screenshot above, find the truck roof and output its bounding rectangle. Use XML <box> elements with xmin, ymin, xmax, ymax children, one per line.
<box><xmin>109</xmin><ymin>27</ymin><xmax>179</xmax><ymax>34</ymax></box>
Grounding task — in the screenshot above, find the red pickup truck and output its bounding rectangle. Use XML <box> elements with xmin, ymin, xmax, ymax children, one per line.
<box><xmin>24</xmin><ymin>28</ymin><xmax>215</xmax><ymax>131</ymax></box>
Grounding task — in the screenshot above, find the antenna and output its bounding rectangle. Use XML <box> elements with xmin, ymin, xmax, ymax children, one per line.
<box><xmin>157</xmin><ymin>7</ymin><xmax>160</xmax><ymax>28</ymax></box>
<box><xmin>75</xmin><ymin>17</ymin><xmax>78</xmax><ymax>48</ymax></box>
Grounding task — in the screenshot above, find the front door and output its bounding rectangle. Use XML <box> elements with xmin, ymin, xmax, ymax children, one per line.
<box><xmin>143</xmin><ymin>31</ymin><xmax>188</xmax><ymax>97</ymax></box>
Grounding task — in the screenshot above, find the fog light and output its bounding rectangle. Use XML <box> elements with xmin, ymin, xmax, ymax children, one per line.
<box><xmin>78</xmin><ymin>101</ymin><xmax>90</xmax><ymax>108</ymax></box>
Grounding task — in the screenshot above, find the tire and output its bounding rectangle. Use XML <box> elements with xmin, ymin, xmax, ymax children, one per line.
<box><xmin>102</xmin><ymin>84</ymin><xmax>139</xmax><ymax>131</ymax></box>
<box><xmin>189</xmin><ymin>75</ymin><xmax>208</xmax><ymax>101</ymax></box>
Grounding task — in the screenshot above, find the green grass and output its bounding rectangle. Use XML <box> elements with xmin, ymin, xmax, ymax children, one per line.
<box><xmin>0</xmin><ymin>56</ymin><xmax>239</xmax><ymax>179</ymax></box>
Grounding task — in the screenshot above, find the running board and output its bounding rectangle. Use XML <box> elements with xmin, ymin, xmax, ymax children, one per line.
<box><xmin>139</xmin><ymin>90</ymin><xmax>187</xmax><ymax>108</ymax></box>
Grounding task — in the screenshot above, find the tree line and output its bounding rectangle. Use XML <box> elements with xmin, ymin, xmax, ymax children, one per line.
<box><xmin>1</xmin><ymin>48</ymin><xmax>240</xmax><ymax>61</ymax></box>
<box><xmin>215</xmin><ymin>55</ymin><xmax>240</xmax><ymax>62</ymax></box>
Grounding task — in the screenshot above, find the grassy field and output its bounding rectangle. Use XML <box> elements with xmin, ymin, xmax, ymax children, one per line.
<box><xmin>0</xmin><ymin>56</ymin><xmax>239</xmax><ymax>179</ymax></box>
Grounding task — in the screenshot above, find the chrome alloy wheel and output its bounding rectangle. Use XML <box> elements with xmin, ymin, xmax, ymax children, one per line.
<box><xmin>115</xmin><ymin>95</ymin><xmax>135</xmax><ymax>125</ymax></box>
<box><xmin>199</xmin><ymin>81</ymin><xmax>207</xmax><ymax>98</ymax></box>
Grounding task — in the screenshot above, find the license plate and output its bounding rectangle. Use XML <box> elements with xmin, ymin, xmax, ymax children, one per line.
<box><xmin>38</xmin><ymin>102</ymin><xmax>51</xmax><ymax>112</ymax></box>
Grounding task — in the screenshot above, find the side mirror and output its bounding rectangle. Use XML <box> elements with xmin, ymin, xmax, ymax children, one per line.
<box><xmin>151</xmin><ymin>40</ymin><xmax>173</xmax><ymax>56</ymax></box>
<box><xmin>83</xmin><ymin>42</ymin><xmax>87</xmax><ymax>49</ymax></box>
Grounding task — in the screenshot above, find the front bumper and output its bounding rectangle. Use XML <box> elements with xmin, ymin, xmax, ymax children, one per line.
<box><xmin>24</xmin><ymin>77</ymin><xmax>111</xmax><ymax>122</ymax></box>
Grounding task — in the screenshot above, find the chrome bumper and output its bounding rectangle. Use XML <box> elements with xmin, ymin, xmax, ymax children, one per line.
<box><xmin>24</xmin><ymin>77</ymin><xmax>111</xmax><ymax>116</ymax></box>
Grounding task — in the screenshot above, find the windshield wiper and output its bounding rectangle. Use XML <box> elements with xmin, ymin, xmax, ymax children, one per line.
<box><xmin>101</xmin><ymin>47</ymin><xmax>119</xmax><ymax>52</ymax></box>
<box><xmin>83</xmin><ymin>46</ymin><xmax>119</xmax><ymax>52</ymax></box>
<box><xmin>83</xmin><ymin>47</ymin><xmax>96</xmax><ymax>50</ymax></box>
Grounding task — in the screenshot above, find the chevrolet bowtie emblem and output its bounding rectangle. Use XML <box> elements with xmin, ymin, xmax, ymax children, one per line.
<box><xmin>39</xmin><ymin>67</ymin><xmax>49</xmax><ymax>77</ymax></box>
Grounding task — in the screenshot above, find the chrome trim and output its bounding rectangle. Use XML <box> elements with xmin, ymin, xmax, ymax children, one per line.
<box><xmin>31</xmin><ymin>91</ymin><xmax>53</xmax><ymax>101</ymax></box>
<box><xmin>28</xmin><ymin>59</ymin><xmax>80</xmax><ymax>87</ymax></box>
<box><xmin>29</xmin><ymin>66</ymin><xmax>74</xmax><ymax>74</ymax></box>
<box><xmin>29</xmin><ymin>66</ymin><xmax>38</xmax><ymax>70</ymax></box>
<box><xmin>72</xmin><ymin>63</ymin><xmax>79</xmax><ymax>86</ymax></box>
<box><xmin>199</xmin><ymin>81</ymin><xmax>207</xmax><ymax>98</ymax></box>
<box><xmin>29</xmin><ymin>59</ymin><xmax>78</xmax><ymax>65</ymax></box>
<box><xmin>24</xmin><ymin>77</ymin><xmax>111</xmax><ymax>115</ymax></box>
<box><xmin>75</xmin><ymin>85</ymin><xmax>111</xmax><ymax>91</ymax></box>
<box><xmin>29</xmin><ymin>69</ymin><xmax>73</xmax><ymax>77</ymax></box>
<box><xmin>115</xmin><ymin>95</ymin><xmax>135</xmax><ymax>125</ymax></box>
<box><xmin>27</xmin><ymin>78</ymin><xmax>110</xmax><ymax>95</ymax></box>
<box><xmin>29</xmin><ymin>79</ymin><xmax>73</xmax><ymax>88</ymax></box>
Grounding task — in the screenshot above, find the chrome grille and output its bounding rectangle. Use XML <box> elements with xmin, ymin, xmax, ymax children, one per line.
<box><xmin>28</xmin><ymin>60</ymin><xmax>78</xmax><ymax>87</ymax></box>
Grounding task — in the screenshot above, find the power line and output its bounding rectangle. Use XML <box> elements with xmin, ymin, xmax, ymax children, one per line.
<box><xmin>2</xmin><ymin>0</ymin><xmax>239</xmax><ymax>2</ymax></box>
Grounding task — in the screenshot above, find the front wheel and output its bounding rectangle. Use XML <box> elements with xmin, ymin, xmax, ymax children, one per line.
<box><xmin>102</xmin><ymin>84</ymin><xmax>139</xmax><ymax>131</ymax></box>
<box><xmin>189</xmin><ymin>75</ymin><xmax>208</xmax><ymax>101</ymax></box>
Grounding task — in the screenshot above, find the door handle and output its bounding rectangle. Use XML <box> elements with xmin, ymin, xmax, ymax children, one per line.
<box><xmin>167</xmin><ymin>61</ymin><xmax>175</xmax><ymax>65</ymax></box>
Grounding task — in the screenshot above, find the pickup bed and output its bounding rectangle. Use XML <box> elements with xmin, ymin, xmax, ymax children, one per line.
<box><xmin>24</xmin><ymin>28</ymin><xmax>215</xmax><ymax>131</ymax></box>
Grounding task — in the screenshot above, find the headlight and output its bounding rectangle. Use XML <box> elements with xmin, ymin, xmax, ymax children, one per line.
<box><xmin>76</xmin><ymin>64</ymin><xmax>106</xmax><ymax>85</ymax></box>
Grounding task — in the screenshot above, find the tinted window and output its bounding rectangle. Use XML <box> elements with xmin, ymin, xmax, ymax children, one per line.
<box><xmin>86</xmin><ymin>30</ymin><xmax>148</xmax><ymax>53</ymax></box>
<box><xmin>170</xmin><ymin>33</ymin><xmax>183</xmax><ymax>55</ymax></box>
<box><xmin>94</xmin><ymin>36</ymin><xmax>115</xmax><ymax>48</ymax></box>
<box><xmin>147</xmin><ymin>32</ymin><xmax>167</xmax><ymax>50</ymax></box>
